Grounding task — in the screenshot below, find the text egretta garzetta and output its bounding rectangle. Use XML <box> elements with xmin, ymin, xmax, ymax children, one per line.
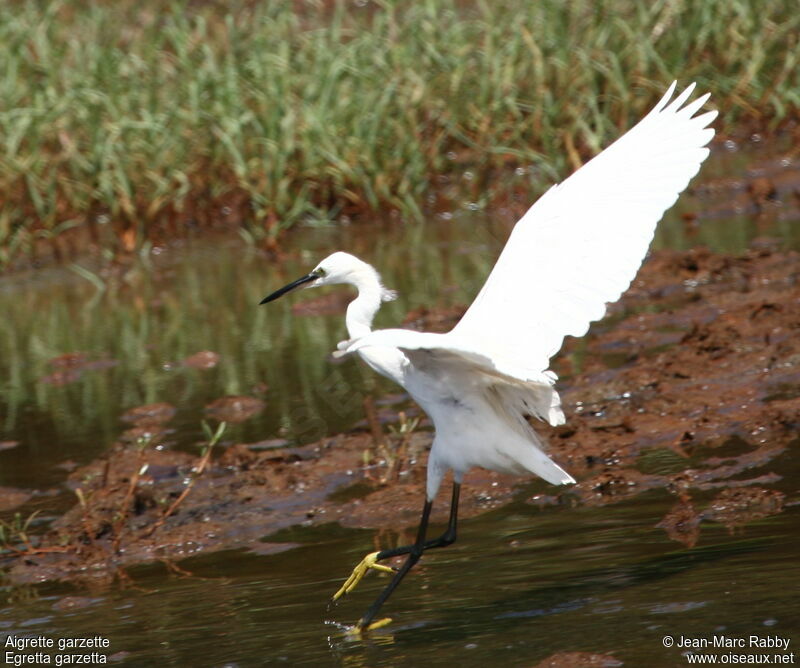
<box><xmin>260</xmin><ymin>82</ymin><xmax>716</xmax><ymax>631</ymax></box>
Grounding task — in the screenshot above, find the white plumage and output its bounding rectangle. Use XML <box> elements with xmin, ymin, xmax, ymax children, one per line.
<box><xmin>261</xmin><ymin>82</ymin><xmax>716</xmax><ymax>628</ymax></box>
<box><xmin>338</xmin><ymin>82</ymin><xmax>715</xmax><ymax>497</ymax></box>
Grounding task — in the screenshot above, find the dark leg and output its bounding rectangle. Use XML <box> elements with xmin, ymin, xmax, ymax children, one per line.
<box><xmin>374</xmin><ymin>482</ymin><xmax>460</xmax><ymax>560</ymax></box>
<box><xmin>355</xmin><ymin>482</ymin><xmax>461</xmax><ymax>631</ymax></box>
<box><xmin>330</xmin><ymin>482</ymin><xmax>462</xmax><ymax>614</ymax></box>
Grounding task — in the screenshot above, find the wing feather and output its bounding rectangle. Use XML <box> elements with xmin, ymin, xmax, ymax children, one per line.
<box><xmin>450</xmin><ymin>82</ymin><xmax>716</xmax><ymax>379</ymax></box>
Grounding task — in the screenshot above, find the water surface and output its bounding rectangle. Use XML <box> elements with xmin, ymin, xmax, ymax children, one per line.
<box><xmin>1</xmin><ymin>139</ymin><xmax>799</xmax><ymax>666</ymax></box>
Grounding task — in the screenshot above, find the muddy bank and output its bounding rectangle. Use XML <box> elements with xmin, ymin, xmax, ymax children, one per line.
<box><xmin>2</xmin><ymin>241</ymin><xmax>798</xmax><ymax>584</ymax></box>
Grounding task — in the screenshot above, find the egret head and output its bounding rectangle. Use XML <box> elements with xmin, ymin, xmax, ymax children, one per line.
<box><xmin>259</xmin><ymin>252</ymin><xmax>396</xmax><ymax>304</ymax></box>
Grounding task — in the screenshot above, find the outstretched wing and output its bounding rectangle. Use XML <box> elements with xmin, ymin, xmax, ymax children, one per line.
<box><xmin>451</xmin><ymin>82</ymin><xmax>716</xmax><ymax>380</ymax></box>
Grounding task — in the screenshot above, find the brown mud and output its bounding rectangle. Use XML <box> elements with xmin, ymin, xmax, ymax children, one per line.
<box><xmin>534</xmin><ymin>652</ymin><xmax>623</xmax><ymax>668</ymax></box>
<box><xmin>2</xmin><ymin>241</ymin><xmax>798</xmax><ymax>584</ymax></box>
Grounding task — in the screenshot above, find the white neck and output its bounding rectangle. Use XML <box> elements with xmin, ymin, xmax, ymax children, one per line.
<box><xmin>345</xmin><ymin>270</ymin><xmax>386</xmax><ymax>339</ymax></box>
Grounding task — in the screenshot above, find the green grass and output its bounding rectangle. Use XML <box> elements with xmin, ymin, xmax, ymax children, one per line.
<box><xmin>1</xmin><ymin>0</ymin><xmax>798</xmax><ymax>268</ymax></box>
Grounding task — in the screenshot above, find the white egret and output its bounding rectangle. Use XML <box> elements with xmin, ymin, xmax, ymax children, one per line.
<box><xmin>260</xmin><ymin>82</ymin><xmax>716</xmax><ymax>631</ymax></box>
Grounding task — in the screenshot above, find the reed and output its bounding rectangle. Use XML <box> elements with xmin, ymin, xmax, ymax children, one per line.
<box><xmin>0</xmin><ymin>0</ymin><xmax>797</xmax><ymax>268</ymax></box>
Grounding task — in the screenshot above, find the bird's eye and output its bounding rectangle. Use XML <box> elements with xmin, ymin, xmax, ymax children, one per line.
<box><xmin>314</xmin><ymin>267</ymin><xmax>326</xmax><ymax>278</ymax></box>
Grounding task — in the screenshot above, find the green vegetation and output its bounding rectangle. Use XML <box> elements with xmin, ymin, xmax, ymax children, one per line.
<box><xmin>1</xmin><ymin>0</ymin><xmax>798</xmax><ymax>268</ymax></box>
<box><xmin>0</xmin><ymin>218</ymin><xmax>498</xmax><ymax>469</ymax></box>
<box><xmin>0</xmin><ymin>511</ymin><xmax>41</xmax><ymax>555</ymax></box>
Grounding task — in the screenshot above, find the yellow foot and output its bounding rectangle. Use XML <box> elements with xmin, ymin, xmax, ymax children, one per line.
<box><xmin>345</xmin><ymin>617</ymin><xmax>393</xmax><ymax>637</ymax></box>
<box><xmin>332</xmin><ymin>551</ymin><xmax>395</xmax><ymax>602</ymax></box>
<box><xmin>364</xmin><ymin>617</ymin><xmax>393</xmax><ymax>631</ymax></box>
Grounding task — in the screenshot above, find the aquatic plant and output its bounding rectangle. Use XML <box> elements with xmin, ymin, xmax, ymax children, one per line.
<box><xmin>141</xmin><ymin>420</ymin><xmax>227</xmax><ymax>537</ymax></box>
<box><xmin>0</xmin><ymin>511</ymin><xmax>41</xmax><ymax>555</ymax></box>
<box><xmin>0</xmin><ymin>0</ymin><xmax>798</xmax><ymax>268</ymax></box>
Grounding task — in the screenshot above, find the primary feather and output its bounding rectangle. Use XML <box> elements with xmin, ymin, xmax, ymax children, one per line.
<box><xmin>450</xmin><ymin>81</ymin><xmax>717</xmax><ymax>380</ymax></box>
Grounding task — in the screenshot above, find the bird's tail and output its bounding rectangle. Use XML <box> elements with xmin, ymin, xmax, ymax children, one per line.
<box><xmin>512</xmin><ymin>424</ymin><xmax>575</xmax><ymax>485</ymax></box>
<box><xmin>484</xmin><ymin>381</ymin><xmax>575</xmax><ymax>485</ymax></box>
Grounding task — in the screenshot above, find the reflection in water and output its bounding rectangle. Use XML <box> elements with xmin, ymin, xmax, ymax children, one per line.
<box><xmin>3</xmin><ymin>142</ymin><xmax>800</xmax><ymax>492</ymax></box>
<box><xmin>0</xmin><ymin>496</ymin><xmax>796</xmax><ymax>666</ymax></box>
<box><xmin>1</xmin><ymin>141</ymin><xmax>799</xmax><ymax>666</ymax></box>
<box><xmin>0</xmin><ymin>217</ymin><xmax>501</xmax><ymax>492</ymax></box>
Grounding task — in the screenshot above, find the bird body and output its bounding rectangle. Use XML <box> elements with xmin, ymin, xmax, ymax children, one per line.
<box><xmin>260</xmin><ymin>82</ymin><xmax>717</xmax><ymax>630</ymax></box>
<box><xmin>312</xmin><ymin>251</ymin><xmax>573</xmax><ymax>497</ymax></box>
<box><xmin>348</xmin><ymin>325</ymin><xmax>572</xmax><ymax>496</ymax></box>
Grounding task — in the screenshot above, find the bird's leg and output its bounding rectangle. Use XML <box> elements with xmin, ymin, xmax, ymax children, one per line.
<box><xmin>353</xmin><ymin>496</ymin><xmax>433</xmax><ymax>632</ymax></box>
<box><xmin>331</xmin><ymin>483</ymin><xmax>460</xmax><ymax>603</ymax></box>
<box><xmin>373</xmin><ymin>481</ymin><xmax>461</xmax><ymax>559</ymax></box>
<box><xmin>331</xmin><ymin>483</ymin><xmax>461</xmax><ymax>632</ymax></box>
<box><xmin>356</xmin><ymin>483</ymin><xmax>461</xmax><ymax>630</ymax></box>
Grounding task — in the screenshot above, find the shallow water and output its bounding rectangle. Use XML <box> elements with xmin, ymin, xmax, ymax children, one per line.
<box><xmin>1</xmin><ymin>138</ymin><xmax>799</xmax><ymax>666</ymax></box>
<box><xmin>1</xmin><ymin>490</ymin><xmax>797</xmax><ymax>666</ymax></box>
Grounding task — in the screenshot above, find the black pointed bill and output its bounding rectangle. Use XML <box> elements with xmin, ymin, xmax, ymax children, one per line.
<box><xmin>259</xmin><ymin>273</ymin><xmax>317</xmax><ymax>304</ymax></box>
